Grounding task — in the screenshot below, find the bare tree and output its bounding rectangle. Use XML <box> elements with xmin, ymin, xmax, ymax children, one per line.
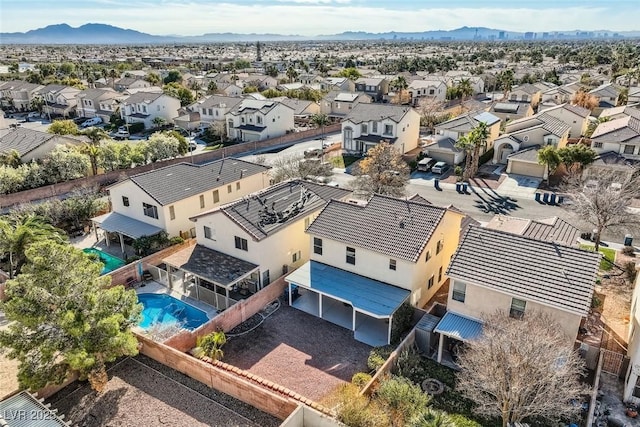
<box><xmin>456</xmin><ymin>311</ymin><xmax>588</xmax><ymax>427</ymax></box>
<box><xmin>271</xmin><ymin>154</ymin><xmax>333</xmax><ymax>184</ymax></box>
<box><xmin>416</xmin><ymin>97</ymin><xmax>448</xmax><ymax>134</ymax></box>
<box><xmin>566</xmin><ymin>171</ymin><xmax>640</xmax><ymax>250</ymax></box>
<box><xmin>351</xmin><ymin>142</ymin><xmax>409</xmax><ymax>198</ymax></box>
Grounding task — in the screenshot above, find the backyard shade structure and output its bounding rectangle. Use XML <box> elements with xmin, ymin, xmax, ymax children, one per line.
<box><xmin>433</xmin><ymin>311</ymin><xmax>483</xmax><ymax>363</ymax></box>
<box><xmin>91</xmin><ymin>212</ymin><xmax>163</xmax><ymax>254</ymax></box>
<box><xmin>285</xmin><ymin>261</ymin><xmax>410</xmax><ymax>346</ymax></box>
<box><xmin>0</xmin><ymin>390</ymin><xmax>70</xmax><ymax>426</ymax></box>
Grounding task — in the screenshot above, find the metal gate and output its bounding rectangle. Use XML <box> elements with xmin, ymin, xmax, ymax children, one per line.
<box><xmin>601</xmin><ymin>349</ymin><xmax>625</xmax><ymax>376</ymax></box>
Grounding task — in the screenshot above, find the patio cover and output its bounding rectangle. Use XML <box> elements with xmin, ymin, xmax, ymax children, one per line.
<box><xmin>163</xmin><ymin>244</ymin><xmax>259</xmax><ymax>288</ymax></box>
<box><xmin>92</xmin><ymin>212</ymin><xmax>163</xmax><ymax>239</ymax></box>
<box><xmin>434</xmin><ymin>311</ymin><xmax>483</xmax><ymax>342</ymax></box>
<box><xmin>285</xmin><ymin>261</ymin><xmax>410</xmax><ymax>318</ymax></box>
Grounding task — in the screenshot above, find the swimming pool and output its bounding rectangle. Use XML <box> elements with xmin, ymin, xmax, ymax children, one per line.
<box><xmin>83</xmin><ymin>248</ymin><xmax>126</xmax><ymax>274</ymax></box>
<box><xmin>137</xmin><ymin>293</ymin><xmax>210</xmax><ymax>330</ymax></box>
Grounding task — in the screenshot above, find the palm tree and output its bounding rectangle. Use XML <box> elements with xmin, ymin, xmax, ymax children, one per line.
<box><xmin>286</xmin><ymin>66</ymin><xmax>298</xmax><ymax>83</ymax></box>
<box><xmin>79</xmin><ymin>127</ymin><xmax>108</xmax><ymax>175</ymax></box>
<box><xmin>310</xmin><ymin>113</ymin><xmax>330</xmax><ymax>159</ymax></box>
<box><xmin>468</xmin><ymin>122</ymin><xmax>489</xmax><ymax>177</ymax></box>
<box><xmin>391</xmin><ymin>76</ymin><xmax>409</xmax><ymax>104</ymax></box>
<box><xmin>455</xmin><ymin>133</ymin><xmax>475</xmax><ymax>182</ymax></box>
<box><xmin>0</xmin><ymin>214</ymin><xmax>67</xmax><ymax>278</ymax></box>
<box><xmin>193</xmin><ymin>330</ymin><xmax>227</xmax><ymax>361</ymax></box>
<box><xmin>457</xmin><ymin>78</ymin><xmax>474</xmax><ymax>100</ymax></box>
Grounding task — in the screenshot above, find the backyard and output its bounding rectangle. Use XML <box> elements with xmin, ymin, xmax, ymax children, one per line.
<box><xmin>222</xmin><ymin>303</ymin><xmax>371</xmax><ymax>401</ymax></box>
<box><xmin>327</xmin><ymin>154</ymin><xmax>360</xmax><ymax>169</ymax></box>
<box><xmin>0</xmin><ymin>310</ymin><xmax>19</xmax><ymax>399</ymax></box>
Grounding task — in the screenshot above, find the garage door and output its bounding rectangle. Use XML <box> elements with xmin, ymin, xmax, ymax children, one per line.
<box><xmin>426</xmin><ymin>151</ymin><xmax>454</xmax><ymax>164</ymax></box>
<box><xmin>509</xmin><ymin>160</ymin><xmax>545</xmax><ymax>178</ymax></box>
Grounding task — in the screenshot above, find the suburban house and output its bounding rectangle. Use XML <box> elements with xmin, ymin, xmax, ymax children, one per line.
<box><xmin>590</xmin><ymin>115</ymin><xmax>640</xmax><ymax>160</ymax></box>
<box><xmin>538</xmin><ymin>103</ymin><xmax>591</xmax><ymax>138</ymax></box>
<box><xmin>320</xmin><ymin>91</ymin><xmax>371</xmax><ymax>120</ymax></box>
<box><xmin>407</xmin><ymin>79</ymin><xmax>448</xmax><ymax>106</ymax></box>
<box><xmin>421</xmin><ymin>136</ymin><xmax>465</xmax><ymax>165</ymax></box>
<box><xmin>355</xmin><ymin>77</ymin><xmax>389</xmax><ymax>102</ymax></box>
<box><xmin>225</xmin><ymin>99</ymin><xmax>294</xmax><ymax>142</ymax></box>
<box><xmin>276</xmin><ymin>97</ymin><xmax>321</xmax><ymax>123</ymax></box>
<box><xmin>167</xmin><ymin>180</ymin><xmax>353</xmax><ymax>310</ymax></box>
<box><xmin>216</xmin><ymin>83</ymin><xmax>243</xmax><ymax>97</ymax></box>
<box><xmin>508</xmin><ymin>83</ymin><xmax>543</xmax><ymax>108</ymax></box>
<box><xmin>589</xmin><ymin>83</ymin><xmax>621</xmax><ymax>113</ymax></box>
<box><xmin>432</xmin><ymin>226</ymin><xmax>600</xmax><ymax>364</ymax></box>
<box><xmin>485</xmin><ymin>214</ymin><xmax>581</xmax><ymax>247</ymax></box>
<box><xmin>629</xmin><ymin>87</ymin><xmax>640</xmax><ymax>105</ymax></box>
<box><xmin>446</xmin><ymin>75</ymin><xmax>485</xmax><ymax>95</ymax></box>
<box><xmin>120</xmin><ymin>91</ymin><xmax>181</xmax><ymax>129</ymax></box>
<box><xmin>434</xmin><ymin>111</ymin><xmax>501</xmax><ymax>149</ymax></box>
<box><xmin>488</xmin><ymin>101</ymin><xmax>534</xmax><ymax>123</ymax></box>
<box><xmin>623</xmin><ymin>272</ymin><xmax>640</xmax><ymax>403</ymax></box>
<box><xmin>341</xmin><ymin>103</ymin><xmax>420</xmax><ymax>155</ymax></box>
<box><xmin>0</xmin><ymin>80</ymin><xmax>43</xmax><ymax>111</ymax></box>
<box><xmin>114</xmin><ymin>77</ymin><xmax>152</xmax><ymax>92</ymax></box>
<box><xmin>493</xmin><ymin>112</ymin><xmax>571</xmax><ymax>178</ymax></box>
<box><xmin>320</xmin><ymin>77</ymin><xmax>355</xmax><ymax>93</ymax></box>
<box><xmin>93</xmin><ymin>159</ymin><xmax>271</xmax><ymax>249</ymax></box>
<box><xmin>540</xmin><ymin>85</ymin><xmax>577</xmax><ymax>108</ymax></box>
<box><xmin>75</xmin><ymin>88</ymin><xmax>124</xmax><ymax>120</ymax></box>
<box><xmin>598</xmin><ymin>105</ymin><xmax>640</xmax><ymax>122</ymax></box>
<box><xmin>189</xmin><ymin>95</ymin><xmax>242</xmax><ymax>128</ymax></box>
<box><xmin>0</xmin><ymin>127</ymin><xmax>85</xmax><ymax>162</ymax></box>
<box><xmin>36</xmin><ymin>84</ymin><xmax>81</xmax><ymax>118</ymax></box>
<box><xmin>286</xmin><ymin>194</ymin><xmax>469</xmax><ymax>346</ymax></box>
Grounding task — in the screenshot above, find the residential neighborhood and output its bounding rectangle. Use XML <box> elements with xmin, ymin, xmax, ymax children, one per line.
<box><xmin>1</xmin><ymin>8</ymin><xmax>640</xmax><ymax>427</ymax></box>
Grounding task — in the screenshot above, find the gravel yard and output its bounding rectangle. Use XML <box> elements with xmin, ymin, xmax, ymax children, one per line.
<box><xmin>0</xmin><ymin>310</ymin><xmax>19</xmax><ymax>399</ymax></box>
<box><xmin>47</xmin><ymin>355</ymin><xmax>280</xmax><ymax>427</ymax></box>
<box><xmin>223</xmin><ymin>304</ymin><xmax>372</xmax><ymax>401</ymax></box>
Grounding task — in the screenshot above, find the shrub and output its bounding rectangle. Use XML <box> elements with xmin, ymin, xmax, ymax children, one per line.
<box><xmin>125</xmin><ymin>255</ymin><xmax>142</xmax><ymax>264</ymax></box>
<box><xmin>625</xmin><ymin>261</ymin><xmax>638</xmax><ymax>283</ymax></box>
<box><xmin>478</xmin><ymin>148</ymin><xmax>494</xmax><ymax>166</ymax></box>
<box><xmin>128</xmin><ymin>122</ymin><xmax>145</xmax><ymax>134</ymax></box>
<box><xmin>368</xmin><ymin>345</ymin><xmax>395</xmax><ymax>371</ymax></box>
<box><xmin>169</xmin><ymin>236</ymin><xmax>185</xmax><ymax>245</ymax></box>
<box><xmin>352</xmin><ymin>372</ymin><xmax>373</xmax><ymax>389</ymax></box>
<box><xmin>376</xmin><ymin>376</ymin><xmax>431</xmax><ymax>423</ymax></box>
<box><xmin>622</xmin><ymin>246</ymin><xmax>636</xmax><ymax>256</ymax></box>
<box><xmin>591</xmin><ymin>294</ymin><xmax>603</xmax><ymax>309</ymax></box>
<box><xmin>391</xmin><ymin>301</ymin><xmax>414</xmax><ymax>344</ymax></box>
<box><xmin>408</xmin><ymin>160</ymin><xmax>418</xmax><ymax>171</ymax></box>
<box><xmin>395</xmin><ymin>347</ymin><xmax>425</xmax><ymax>384</ymax></box>
<box><xmin>454</xmin><ymin>165</ymin><xmax>463</xmax><ymax>176</ymax></box>
<box><xmin>324</xmin><ymin>383</ymin><xmax>389</xmax><ymax>427</ymax></box>
<box><xmin>446</xmin><ymin>413</ymin><xmax>483</xmax><ymax>427</ymax></box>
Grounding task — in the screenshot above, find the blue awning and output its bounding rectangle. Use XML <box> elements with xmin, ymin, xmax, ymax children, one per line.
<box><xmin>285</xmin><ymin>261</ymin><xmax>410</xmax><ymax>318</ymax></box>
<box><xmin>92</xmin><ymin>212</ymin><xmax>164</xmax><ymax>239</ymax></box>
<box><xmin>434</xmin><ymin>311</ymin><xmax>483</xmax><ymax>342</ymax></box>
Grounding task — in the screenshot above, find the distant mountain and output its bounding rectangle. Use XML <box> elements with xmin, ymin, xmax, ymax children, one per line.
<box><xmin>1</xmin><ymin>23</ymin><xmax>639</xmax><ymax>44</ymax></box>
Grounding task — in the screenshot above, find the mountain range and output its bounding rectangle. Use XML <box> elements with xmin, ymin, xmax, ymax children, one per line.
<box><xmin>1</xmin><ymin>23</ymin><xmax>639</xmax><ymax>44</ymax></box>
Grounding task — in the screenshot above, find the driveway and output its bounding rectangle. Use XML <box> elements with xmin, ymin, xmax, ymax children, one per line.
<box><xmin>496</xmin><ymin>174</ymin><xmax>541</xmax><ymax>198</ymax></box>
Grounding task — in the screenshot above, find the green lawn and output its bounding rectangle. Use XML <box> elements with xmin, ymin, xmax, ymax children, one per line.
<box><xmin>579</xmin><ymin>244</ymin><xmax>616</xmax><ymax>271</ymax></box>
<box><xmin>328</xmin><ymin>155</ymin><xmax>359</xmax><ymax>169</ymax></box>
<box><xmin>203</xmin><ymin>144</ymin><xmax>223</xmax><ymax>151</ymax></box>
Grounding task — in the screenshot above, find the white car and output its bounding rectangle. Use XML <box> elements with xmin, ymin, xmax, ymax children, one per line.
<box><xmin>112</xmin><ymin>127</ymin><xmax>130</xmax><ymax>140</ymax></box>
<box><xmin>80</xmin><ymin>117</ymin><xmax>103</xmax><ymax>128</ymax></box>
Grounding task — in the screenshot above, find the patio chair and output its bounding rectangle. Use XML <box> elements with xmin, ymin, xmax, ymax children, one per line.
<box><xmin>124</xmin><ymin>276</ymin><xmax>136</xmax><ymax>289</ymax></box>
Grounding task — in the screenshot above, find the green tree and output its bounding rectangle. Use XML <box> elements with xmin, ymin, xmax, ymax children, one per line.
<box><xmin>193</xmin><ymin>330</ymin><xmax>227</xmax><ymax>361</ymax></box>
<box><xmin>144</xmin><ymin>132</ymin><xmax>182</xmax><ymax>162</ymax></box>
<box><xmin>207</xmin><ymin>81</ymin><xmax>218</xmax><ymax>94</ymax></box>
<box><xmin>537</xmin><ymin>145</ymin><xmax>561</xmax><ymax>184</ymax></box>
<box><xmin>391</xmin><ymin>76</ymin><xmax>409</xmax><ymax>104</ymax></box>
<box><xmin>42</xmin><ymin>145</ymin><xmax>90</xmax><ymax>183</ymax></box>
<box><xmin>0</xmin><ymin>149</ymin><xmax>22</xmax><ymax>168</ymax></box>
<box><xmin>310</xmin><ymin>113</ymin><xmax>330</xmax><ymax>146</ymax></box>
<box><xmin>376</xmin><ymin>376</ymin><xmax>431</xmax><ymax>425</ymax></box>
<box><xmin>0</xmin><ymin>241</ymin><xmax>141</xmax><ymax>392</ymax></box>
<box><xmin>286</xmin><ymin>66</ymin><xmax>299</xmax><ymax>83</ymax></box>
<box><xmin>456</xmin><ymin>78</ymin><xmax>474</xmax><ymax>99</ymax></box>
<box><xmin>145</xmin><ymin>72</ymin><xmax>161</xmax><ymax>86</ymax></box>
<box><xmin>337</xmin><ymin>67</ymin><xmax>362</xmax><ymax>81</ymax></box>
<box><xmin>557</xmin><ymin>144</ymin><xmax>597</xmax><ymax>181</ymax></box>
<box><xmin>163</xmin><ymin>82</ymin><xmax>194</xmax><ymax>106</ymax></box>
<box><xmin>467</xmin><ymin>122</ymin><xmax>489</xmax><ymax>178</ymax></box>
<box><xmin>455</xmin><ymin>134</ymin><xmax>475</xmax><ymax>181</ymax></box>
<box><xmin>163</xmin><ymin>70</ymin><xmax>182</xmax><ymax>84</ymax></box>
<box><xmin>48</xmin><ymin>119</ymin><xmax>79</xmax><ymax>135</ymax></box>
<box><xmin>352</xmin><ymin>142</ymin><xmax>410</xmax><ymax>197</ymax></box>
<box><xmin>0</xmin><ymin>214</ymin><xmax>67</xmax><ymax>278</ymax></box>
<box><xmin>152</xmin><ymin>116</ymin><xmax>167</xmax><ymax>128</ymax></box>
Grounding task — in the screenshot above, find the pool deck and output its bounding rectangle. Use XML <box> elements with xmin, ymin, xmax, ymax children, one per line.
<box><xmin>136</xmin><ymin>281</ymin><xmax>218</xmax><ymax>323</ymax></box>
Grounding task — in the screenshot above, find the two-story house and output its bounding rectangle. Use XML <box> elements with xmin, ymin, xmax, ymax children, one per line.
<box><xmin>166</xmin><ymin>181</ymin><xmax>353</xmax><ymax>310</ymax></box>
<box><xmin>0</xmin><ymin>80</ymin><xmax>44</xmax><ymax>111</ymax></box>
<box><xmin>0</xmin><ymin>127</ymin><xmax>85</xmax><ymax>163</ymax></box>
<box><xmin>355</xmin><ymin>77</ymin><xmax>389</xmax><ymax>102</ymax></box>
<box><xmin>120</xmin><ymin>91</ymin><xmax>181</xmax><ymax>129</ymax></box>
<box><xmin>320</xmin><ymin>77</ymin><xmax>356</xmax><ymax>93</ymax></box>
<box><xmin>114</xmin><ymin>77</ymin><xmax>152</xmax><ymax>93</ymax></box>
<box><xmin>589</xmin><ymin>83</ymin><xmax>621</xmax><ymax>113</ymax></box>
<box><xmin>286</xmin><ymin>194</ymin><xmax>468</xmax><ymax>346</ymax></box>
<box><xmin>590</xmin><ymin>115</ymin><xmax>640</xmax><ymax>160</ymax></box>
<box><xmin>36</xmin><ymin>84</ymin><xmax>81</xmax><ymax>118</ymax></box>
<box><xmin>341</xmin><ymin>104</ymin><xmax>420</xmax><ymax>155</ymax></box>
<box><xmin>276</xmin><ymin>97</ymin><xmax>321</xmax><ymax>123</ymax></box>
<box><xmin>93</xmin><ymin>159</ymin><xmax>271</xmax><ymax>250</ymax></box>
<box><xmin>320</xmin><ymin>91</ymin><xmax>371</xmax><ymax>120</ymax></box>
<box><xmin>538</xmin><ymin>103</ymin><xmax>591</xmax><ymax>138</ymax></box>
<box><xmin>488</xmin><ymin>101</ymin><xmax>534</xmax><ymax>123</ymax></box>
<box><xmin>75</xmin><ymin>88</ymin><xmax>124</xmax><ymax>120</ymax></box>
<box><xmin>508</xmin><ymin>83</ymin><xmax>542</xmax><ymax>108</ymax></box>
<box><xmin>225</xmin><ymin>99</ymin><xmax>294</xmax><ymax>142</ymax></box>
<box><xmin>408</xmin><ymin>79</ymin><xmax>448</xmax><ymax>106</ymax></box>
<box><xmin>190</xmin><ymin>95</ymin><xmax>243</xmax><ymax>128</ymax></box>
<box><xmin>433</xmin><ymin>226</ymin><xmax>600</xmax><ymax>364</ymax></box>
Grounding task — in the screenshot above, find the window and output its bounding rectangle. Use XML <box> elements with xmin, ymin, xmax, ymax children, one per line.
<box><xmin>452</xmin><ymin>281</ymin><xmax>466</xmax><ymax>303</ymax></box>
<box><xmin>372</xmin><ymin>121</ymin><xmax>378</xmax><ymax>133</ymax></box>
<box><xmin>425</xmin><ymin>250</ymin><xmax>431</xmax><ymax>262</ymax></box>
<box><xmin>389</xmin><ymin>259</ymin><xmax>396</xmax><ymax>271</ymax></box>
<box><xmin>212</xmin><ymin>190</ymin><xmax>220</xmax><ymax>203</ymax></box>
<box><xmin>346</xmin><ymin>246</ymin><xmax>356</xmax><ymax>265</ymax></box>
<box><xmin>313</xmin><ymin>237</ymin><xmax>323</xmax><ymax>255</ymax></box>
<box><xmin>510</xmin><ymin>298</ymin><xmax>526</xmax><ymax>319</ymax></box>
<box><xmin>236</xmin><ymin>182</ymin><xmax>241</xmax><ymax>191</ymax></box>
<box><xmin>227</xmin><ymin>184</ymin><xmax>232</xmax><ymax>193</ymax></box>
<box><xmin>593</xmin><ymin>142</ymin><xmax>603</xmax><ymax>149</ymax></box>
<box><xmin>436</xmin><ymin>239</ymin><xmax>443</xmax><ymax>255</ymax></box>
<box><xmin>199</xmin><ymin>195</ymin><xmax>205</xmax><ymax>209</ymax></box>
<box><xmin>204</xmin><ymin>226</ymin><xmax>215</xmax><ymax>240</ymax></box>
<box><xmin>361</xmin><ymin>123</ymin><xmax>368</xmax><ymax>134</ymax></box>
<box><xmin>384</xmin><ymin>124</ymin><xmax>393</xmax><ymax>135</ymax></box>
<box><xmin>429</xmin><ymin>88</ymin><xmax>435</xmax><ymax>95</ymax></box>
<box><xmin>257</xmin><ymin>116</ymin><xmax>263</xmax><ymax>124</ymax></box>
<box><xmin>143</xmin><ymin>202</ymin><xmax>158</xmax><ymax>219</ymax></box>
<box><xmin>343</xmin><ymin>127</ymin><xmax>353</xmax><ymax>148</ymax></box>
<box><xmin>624</xmin><ymin>145</ymin><xmax>635</xmax><ymax>155</ymax></box>
<box><xmin>292</xmin><ymin>250</ymin><xmax>301</xmax><ymax>263</ymax></box>
<box><xmin>427</xmin><ymin>275</ymin><xmax>434</xmax><ymax>289</ymax></box>
<box><xmin>438</xmin><ymin>266</ymin><xmax>443</xmax><ymax>282</ymax></box>
<box><xmin>122</xmin><ymin>196</ymin><xmax>130</xmax><ymax>207</ymax></box>
<box><xmin>234</xmin><ymin>236</ymin><xmax>248</xmax><ymax>251</ymax></box>
<box><xmin>169</xmin><ymin>205</ymin><xmax>175</xmax><ymax>220</ymax></box>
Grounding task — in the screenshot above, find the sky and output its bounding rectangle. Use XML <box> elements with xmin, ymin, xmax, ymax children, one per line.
<box><xmin>1</xmin><ymin>0</ymin><xmax>639</xmax><ymax>36</ymax></box>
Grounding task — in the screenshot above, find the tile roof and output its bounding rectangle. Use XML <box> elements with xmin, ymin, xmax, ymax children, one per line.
<box><xmin>0</xmin><ymin>128</ymin><xmax>81</xmax><ymax>158</ymax></box>
<box><xmin>512</xmin><ymin>83</ymin><xmax>542</xmax><ymax>95</ymax></box>
<box><xmin>591</xmin><ymin>151</ymin><xmax>640</xmax><ymax>170</ymax></box>
<box><xmin>447</xmin><ymin>226</ymin><xmax>600</xmax><ymax>316</ymax></box>
<box><xmin>344</xmin><ymin>103</ymin><xmax>413</xmax><ymax>124</ymax></box>
<box><xmin>486</xmin><ymin>215</ymin><xmax>581</xmax><ymax>247</ymax></box>
<box><xmin>126</xmin><ymin>159</ymin><xmax>270</xmax><ymax>206</ymax></box>
<box><xmin>195</xmin><ymin>95</ymin><xmax>242</xmax><ymax>110</ymax></box>
<box><xmin>591</xmin><ymin>116</ymin><xmax>640</xmax><ymax>143</ymax></box>
<box><xmin>306</xmin><ymin>194</ymin><xmax>448</xmax><ymax>262</ymax></box>
<box><xmin>424</xmin><ymin>136</ymin><xmax>463</xmax><ymax>153</ymax></box>
<box><xmin>436</xmin><ymin>110</ymin><xmax>499</xmax><ymax>133</ymax></box>
<box><xmin>194</xmin><ymin>180</ymin><xmax>351</xmax><ymax>241</ymax></box>
<box><xmin>277</xmin><ymin>97</ymin><xmax>316</xmax><ymax>115</ymax></box>
<box><xmin>508</xmin><ymin>113</ymin><xmax>571</xmax><ymax>137</ymax></box>
<box><xmin>491</xmin><ymin>102</ymin><xmax>529</xmax><ymax>114</ymax></box>
<box><xmin>507</xmin><ymin>146</ymin><xmax>540</xmax><ymax>162</ymax></box>
<box><xmin>123</xmin><ymin>91</ymin><xmax>164</xmax><ymax>104</ymax></box>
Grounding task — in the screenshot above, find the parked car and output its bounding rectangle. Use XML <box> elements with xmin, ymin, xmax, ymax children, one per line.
<box><xmin>80</xmin><ymin>117</ymin><xmax>103</xmax><ymax>128</ymax></box>
<box><xmin>431</xmin><ymin>161</ymin><xmax>450</xmax><ymax>174</ymax></box>
<box><xmin>188</xmin><ymin>138</ymin><xmax>198</xmax><ymax>151</ymax></box>
<box><xmin>112</xmin><ymin>127</ymin><xmax>130</xmax><ymax>140</ymax></box>
<box><xmin>304</xmin><ymin>148</ymin><xmax>323</xmax><ymax>158</ymax></box>
<box><xmin>417</xmin><ymin>157</ymin><xmax>436</xmax><ymax>172</ymax></box>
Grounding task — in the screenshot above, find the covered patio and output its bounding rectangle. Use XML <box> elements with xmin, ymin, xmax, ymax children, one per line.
<box><xmin>285</xmin><ymin>261</ymin><xmax>410</xmax><ymax>347</ymax></box>
<box><xmin>433</xmin><ymin>311</ymin><xmax>483</xmax><ymax>366</ymax></box>
<box><xmin>162</xmin><ymin>244</ymin><xmax>261</xmax><ymax>311</ymax></box>
<box><xmin>91</xmin><ymin>212</ymin><xmax>163</xmax><ymax>258</ymax></box>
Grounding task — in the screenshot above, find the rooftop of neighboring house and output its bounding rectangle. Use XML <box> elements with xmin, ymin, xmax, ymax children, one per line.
<box><xmin>323</xmin><ymin>91</ymin><xmax>366</xmax><ymax>103</ymax></box>
<box><xmin>0</xmin><ymin>127</ymin><xmax>83</xmax><ymax>158</ymax></box>
<box><xmin>423</xmin><ymin>135</ymin><xmax>463</xmax><ymax>152</ymax></box>
<box><xmin>275</xmin><ymin>97</ymin><xmax>317</xmax><ymax>115</ymax></box>
<box><xmin>542</xmin><ymin>102</ymin><xmax>592</xmax><ymax>118</ymax></box>
<box><xmin>436</xmin><ymin>110</ymin><xmax>500</xmax><ymax>133</ymax></box>
<box><xmin>37</xmin><ymin>84</ymin><xmax>73</xmax><ymax>95</ymax></box>
<box><xmin>192</xmin><ymin>180</ymin><xmax>351</xmax><ymax>241</ymax></box>
<box><xmin>119</xmin><ymin>158</ymin><xmax>270</xmax><ymax>206</ymax></box>
<box><xmin>115</xmin><ymin>76</ymin><xmax>147</xmax><ymax>86</ymax></box>
<box><xmin>507</xmin><ymin>145</ymin><xmax>541</xmax><ymax>162</ymax></box>
<box><xmin>485</xmin><ymin>214</ymin><xmax>581</xmax><ymax>247</ymax></box>
<box><xmin>344</xmin><ymin>103</ymin><xmax>414</xmax><ymax>124</ymax></box>
<box><xmin>76</xmin><ymin>87</ymin><xmax>120</xmax><ymax>101</ymax></box>
<box><xmin>447</xmin><ymin>226</ymin><xmax>600</xmax><ymax>316</ymax></box>
<box><xmin>324</xmin><ymin>77</ymin><xmax>350</xmax><ymax>86</ymax></box>
<box><xmin>229</xmin><ymin>98</ymin><xmax>288</xmax><ymax>115</ymax></box>
<box><xmin>506</xmin><ymin>112</ymin><xmax>572</xmax><ymax>137</ymax></box>
<box><xmin>591</xmin><ymin>115</ymin><xmax>640</xmax><ymax>143</ymax></box>
<box><xmin>306</xmin><ymin>193</ymin><xmax>450</xmax><ymax>262</ymax></box>
<box><xmin>408</xmin><ymin>79</ymin><xmax>446</xmax><ymax>89</ymax></box>
<box><xmin>0</xmin><ymin>80</ymin><xmax>43</xmax><ymax>92</ymax></box>
<box><xmin>193</xmin><ymin>95</ymin><xmax>242</xmax><ymax>110</ymax></box>
<box><xmin>490</xmin><ymin>101</ymin><xmax>531</xmax><ymax>115</ymax></box>
<box><xmin>122</xmin><ymin>91</ymin><xmax>165</xmax><ymax>104</ymax></box>
<box><xmin>589</xmin><ymin>82</ymin><xmax>621</xmax><ymax>98</ymax></box>
<box><xmin>599</xmin><ymin>105</ymin><xmax>640</xmax><ymax>120</ymax></box>
<box><xmin>591</xmin><ymin>151</ymin><xmax>640</xmax><ymax>170</ymax></box>
<box><xmin>511</xmin><ymin>83</ymin><xmax>542</xmax><ymax>95</ymax></box>
<box><xmin>355</xmin><ymin>77</ymin><xmax>386</xmax><ymax>87</ymax></box>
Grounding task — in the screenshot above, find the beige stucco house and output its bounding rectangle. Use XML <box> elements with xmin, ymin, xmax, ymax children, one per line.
<box><xmin>539</xmin><ymin>103</ymin><xmax>592</xmax><ymax>138</ymax></box>
<box><xmin>408</xmin><ymin>79</ymin><xmax>448</xmax><ymax>106</ymax></box>
<box><xmin>590</xmin><ymin>115</ymin><xmax>640</xmax><ymax>160</ymax></box>
<box><xmin>76</xmin><ymin>88</ymin><xmax>124</xmax><ymax>120</ymax></box>
<box><xmin>0</xmin><ymin>80</ymin><xmax>43</xmax><ymax>111</ymax></box>
<box><xmin>120</xmin><ymin>91</ymin><xmax>181</xmax><ymax>129</ymax></box>
<box><xmin>37</xmin><ymin>84</ymin><xmax>81</xmax><ymax>118</ymax></box>
<box><xmin>0</xmin><ymin>128</ymin><xmax>85</xmax><ymax>163</ymax></box>
<box><xmin>225</xmin><ymin>99</ymin><xmax>294</xmax><ymax>142</ymax></box>
<box><xmin>320</xmin><ymin>91</ymin><xmax>371</xmax><ymax>119</ymax></box>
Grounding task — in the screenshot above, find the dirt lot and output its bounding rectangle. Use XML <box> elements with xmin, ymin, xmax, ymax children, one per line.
<box><xmin>47</xmin><ymin>356</ymin><xmax>279</xmax><ymax>427</ymax></box>
<box><xmin>223</xmin><ymin>304</ymin><xmax>372</xmax><ymax>402</ymax></box>
<box><xmin>0</xmin><ymin>311</ymin><xmax>19</xmax><ymax>399</ymax></box>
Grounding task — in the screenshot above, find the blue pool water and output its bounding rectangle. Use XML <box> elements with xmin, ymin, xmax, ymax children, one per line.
<box><xmin>82</xmin><ymin>248</ymin><xmax>126</xmax><ymax>274</ymax></box>
<box><xmin>137</xmin><ymin>293</ymin><xmax>209</xmax><ymax>330</ymax></box>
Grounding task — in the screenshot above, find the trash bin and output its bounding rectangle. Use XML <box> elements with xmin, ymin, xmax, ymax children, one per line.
<box><xmin>455</xmin><ymin>182</ymin><xmax>462</xmax><ymax>193</ymax></box>
<box><xmin>462</xmin><ymin>182</ymin><xmax>468</xmax><ymax>193</ymax></box>
<box><xmin>625</xmin><ymin>234</ymin><xmax>633</xmax><ymax>246</ymax></box>
<box><xmin>542</xmin><ymin>192</ymin><xmax>549</xmax><ymax>203</ymax></box>
<box><xmin>557</xmin><ymin>195</ymin><xmax>564</xmax><ymax>204</ymax></box>
<box><xmin>535</xmin><ymin>192</ymin><xmax>541</xmax><ymax>203</ymax></box>
<box><xmin>549</xmin><ymin>194</ymin><xmax>557</xmax><ymax>205</ymax></box>
<box><xmin>434</xmin><ymin>178</ymin><xmax>440</xmax><ymax>191</ymax></box>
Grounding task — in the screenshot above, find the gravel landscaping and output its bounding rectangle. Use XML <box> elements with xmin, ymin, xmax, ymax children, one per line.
<box><xmin>223</xmin><ymin>303</ymin><xmax>372</xmax><ymax>401</ymax></box>
<box><xmin>0</xmin><ymin>310</ymin><xmax>19</xmax><ymax>399</ymax></box>
<box><xmin>47</xmin><ymin>355</ymin><xmax>280</xmax><ymax>427</ymax></box>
